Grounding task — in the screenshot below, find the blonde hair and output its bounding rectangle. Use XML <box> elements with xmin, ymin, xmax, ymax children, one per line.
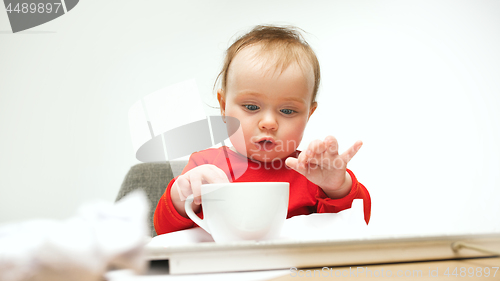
<box><xmin>215</xmin><ymin>25</ymin><xmax>321</xmax><ymax>104</ymax></box>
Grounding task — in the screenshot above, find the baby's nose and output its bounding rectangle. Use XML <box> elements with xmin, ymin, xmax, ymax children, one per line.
<box><xmin>258</xmin><ymin>114</ymin><xmax>278</xmax><ymax>131</ymax></box>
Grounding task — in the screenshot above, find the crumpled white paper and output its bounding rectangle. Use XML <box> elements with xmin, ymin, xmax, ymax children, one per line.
<box><xmin>0</xmin><ymin>191</ymin><xmax>149</xmax><ymax>281</ymax></box>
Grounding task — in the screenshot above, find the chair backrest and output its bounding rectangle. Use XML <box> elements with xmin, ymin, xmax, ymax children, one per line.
<box><xmin>116</xmin><ymin>160</ymin><xmax>188</xmax><ymax>237</ymax></box>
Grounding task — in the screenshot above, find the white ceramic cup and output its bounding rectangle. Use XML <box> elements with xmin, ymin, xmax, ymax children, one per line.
<box><xmin>184</xmin><ymin>182</ymin><xmax>289</xmax><ymax>243</ymax></box>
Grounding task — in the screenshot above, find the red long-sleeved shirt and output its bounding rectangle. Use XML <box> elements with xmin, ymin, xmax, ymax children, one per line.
<box><xmin>154</xmin><ymin>147</ymin><xmax>371</xmax><ymax>235</ymax></box>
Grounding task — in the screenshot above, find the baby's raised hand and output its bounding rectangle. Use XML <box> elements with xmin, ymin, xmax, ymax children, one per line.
<box><xmin>171</xmin><ymin>164</ymin><xmax>229</xmax><ymax>217</ymax></box>
<box><xmin>285</xmin><ymin>136</ymin><xmax>362</xmax><ymax>198</ymax></box>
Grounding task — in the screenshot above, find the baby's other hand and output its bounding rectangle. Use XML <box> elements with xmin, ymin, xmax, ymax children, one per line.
<box><xmin>285</xmin><ymin>136</ymin><xmax>362</xmax><ymax>198</ymax></box>
<box><xmin>174</xmin><ymin>164</ymin><xmax>230</xmax><ymax>205</ymax></box>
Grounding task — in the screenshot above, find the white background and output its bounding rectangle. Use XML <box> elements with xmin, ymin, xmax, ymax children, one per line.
<box><xmin>1</xmin><ymin>0</ymin><xmax>499</xmax><ymax>236</ymax></box>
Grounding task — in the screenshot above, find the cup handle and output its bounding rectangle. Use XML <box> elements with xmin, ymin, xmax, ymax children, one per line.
<box><xmin>184</xmin><ymin>195</ymin><xmax>211</xmax><ymax>234</ymax></box>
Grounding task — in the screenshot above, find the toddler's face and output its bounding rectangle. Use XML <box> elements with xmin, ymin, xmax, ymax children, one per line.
<box><xmin>218</xmin><ymin>45</ymin><xmax>317</xmax><ymax>162</ymax></box>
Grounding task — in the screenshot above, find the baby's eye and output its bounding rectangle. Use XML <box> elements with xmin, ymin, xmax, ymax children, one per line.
<box><xmin>280</xmin><ymin>109</ymin><xmax>295</xmax><ymax>115</ymax></box>
<box><xmin>244</xmin><ymin>105</ymin><xmax>260</xmax><ymax>111</ymax></box>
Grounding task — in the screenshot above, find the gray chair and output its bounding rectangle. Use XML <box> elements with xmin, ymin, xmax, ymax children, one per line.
<box><xmin>115</xmin><ymin>160</ymin><xmax>188</xmax><ymax>237</ymax></box>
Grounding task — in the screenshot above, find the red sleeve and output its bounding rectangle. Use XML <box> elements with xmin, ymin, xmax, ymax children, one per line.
<box><xmin>153</xmin><ymin>153</ymin><xmax>207</xmax><ymax>235</ymax></box>
<box><xmin>315</xmin><ymin>169</ymin><xmax>371</xmax><ymax>224</ymax></box>
<box><xmin>153</xmin><ymin>177</ymin><xmax>197</xmax><ymax>235</ymax></box>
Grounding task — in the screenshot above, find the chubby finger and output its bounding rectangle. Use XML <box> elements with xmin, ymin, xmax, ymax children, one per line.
<box><xmin>201</xmin><ymin>165</ymin><xmax>231</xmax><ymax>184</ymax></box>
<box><xmin>308</xmin><ymin>139</ymin><xmax>327</xmax><ymax>155</ymax></box>
<box><xmin>340</xmin><ymin>140</ymin><xmax>363</xmax><ymax>163</ymax></box>
<box><xmin>324</xmin><ymin>136</ymin><xmax>339</xmax><ymax>156</ymax></box>
<box><xmin>186</xmin><ymin>165</ymin><xmax>230</xmax><ymax>205</ymax></box>
<box><xmin>300</xmin><ymin>140</ymin><xmax>323</xmax><ymax>168</ymax></box>
<box><xmin>175</xmin><ymin>175</ymin><xmax>192</xmax><ymax>201</ymax></box>
<box><xmin>285</xmin><ymin>157</ymin><xmax>307</xmax><ymax>176</ymax></box>
<box><xmin>189</xmin><ymin>173</ymin><xmax>203</xmax><ymax>205</ymax></box>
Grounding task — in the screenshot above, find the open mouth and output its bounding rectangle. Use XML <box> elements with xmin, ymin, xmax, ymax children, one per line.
<box><xmin>255</xmin><ymin>138</ymin><xmax>276</xmax><ymax>151</ymax></box>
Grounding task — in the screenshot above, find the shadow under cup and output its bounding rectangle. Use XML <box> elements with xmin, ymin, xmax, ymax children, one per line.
<box><xmin>185</xmin><ymin>182</ymin><xmax>290</xmax><ymax>243</ymax></box>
